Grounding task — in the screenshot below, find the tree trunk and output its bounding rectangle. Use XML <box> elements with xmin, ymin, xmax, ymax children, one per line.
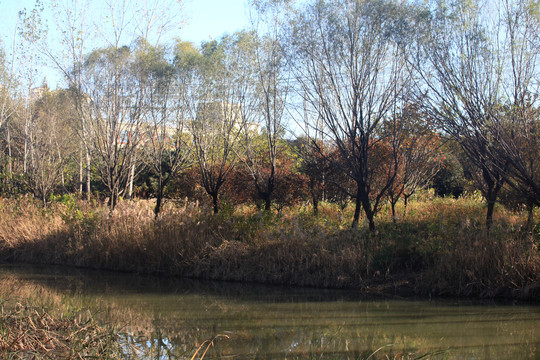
<box><xmin>403</xmin><ymin>194</ymin><xmax>411</xmax><ymax>216</ymax></box>
<box><xmin>361</xmin><ymin>190</ymin><xmax>376</xmax><ymax>231</ymax></box>
<box><xmin>79</xmin><ymin>149</ymin><xmax>83</xmax><ymax>195</ymax></box>
<box><xmin>154</xmin><ymin>174</ymin><xmax>164</xmax><ymax>218</ymax></box>
<box><xmin>108</xmin><ymin>190</ymin><xmax>118</xmax><ymax>211</ymax></box>
<box><xmin>255</xmin><ymin>176</ymin><xmax>274</xmax><ymax>212</ymax></box>
<box><xmin>155</xmin><ymin>191</ymin><xmax>163</xmax><ymax>219</ymax></box>
<box><xmin>353</xmin><ymin>186</ymin><xmax>376</xmax><ymax>231</ymax></box>
<box><xmin>7</xmin><ymin>126</ymin><xmax>12</xmax><ymax>178</ymax></box>
<box><xmin>264</xmin><ymin>196</ymin><xmax>272</xmax><ymax>211</ymax></box>
<box><xmin>391</xmin><ymin>199</ymin><xmax>397</xmax><ymax>223</ymax></box>
<box><xmin>212</xmin><ymin>192</ymin><xmax>219</xmax><ymax>214</ymax></box>
<box><xmin>108</xmin><ymin>175</ymin><xmax>118</xmax><ymax>211</ymax></box>
<box><xmin>309</xmin><ymin>179</ymin><xmax>320</xmax><ymax>216</ymax></box>
<box><xmin>486</xmin><ymin>195</ymin><xmax>496</xmax><ymax>230</ymax></box>
<box><xmin>482</xmin><ymin>167</ymin><xmax>503</xmax><ymax>230</ymax></box>
<box><xmin>312</xmin><ymin>196</ymin><xmax>319</xmax><ymax>216</ymax></box>
<box><xmin>127</xmin><ymin>154</ymin><xmax>136</xmax><ymax>200</ymax></box>
<box><xmin>352</xmin><ymin>195</ymin><xmax>362</xmax><ymax>228</ymax></box>
<box><xmin>365</xmin><ymin>207</ymin><xmax>375</xmax><ymax>231</ymax></box>
<box><xmin>23</xmin><ymin>125</ymin><xmax>28</xmax><ymax>173</ymax></box>
<box><xmin>85</xmin><ymin>150</ymin><xmax>91</xmax><ymax>201</ymax></box>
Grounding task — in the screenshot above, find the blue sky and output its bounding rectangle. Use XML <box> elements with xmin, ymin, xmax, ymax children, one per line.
<box><xmin>1</xmin><ymin>0</ymin><xmax>249</xmax><ymax>45</ymax></box>
<box><xmin>180</xmin><ymin>0</ymin><xmax>249</xmax><ymax>43</ymax></box>
<box><xmin>0</xmin><ymin>0</ymin><xmax>250</xmax><ymax>87</ymax></box>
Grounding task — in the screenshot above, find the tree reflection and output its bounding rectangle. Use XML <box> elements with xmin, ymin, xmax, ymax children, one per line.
<box><xmin>0</xmin><ymin>266</ymin><xmax>538</xmax><ymax>360</ymax></box>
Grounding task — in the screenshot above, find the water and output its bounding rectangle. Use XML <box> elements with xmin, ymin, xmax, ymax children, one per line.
<box><xmin>1</xmin><ymin>264</ymin><xmax>539</xmax><ymax>359</ymax></box>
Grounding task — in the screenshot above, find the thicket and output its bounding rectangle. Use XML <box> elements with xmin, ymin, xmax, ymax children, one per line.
<box><xmin>0</xmin><ymin>195</ymin><xmax>538</xmax><ymax>300</ymax></box>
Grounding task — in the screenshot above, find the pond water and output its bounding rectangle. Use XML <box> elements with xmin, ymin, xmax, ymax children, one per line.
<box><xmin>1</xmin><ymin>264</ymin><xmax>539</xmax><ymax>359</ymax></box>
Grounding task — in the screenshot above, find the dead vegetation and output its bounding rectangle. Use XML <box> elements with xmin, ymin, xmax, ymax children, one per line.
<box><xmin>0</xmin><ymin>299</ymin><xmax>125</xmax><ymax>359</ymax></box>
<box><xmin>0</xmin><ymin>195</ymin><xmax>538</xmax><ymax>300</ymax></box>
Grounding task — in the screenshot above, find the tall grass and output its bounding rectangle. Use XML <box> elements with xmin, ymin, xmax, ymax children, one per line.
<box><xmin>0</xmin><ymin>194</ymin><xmax>538</xmax><ymax>299</ymax></box>
<box><xmin>0</xmin><ymin>276</ymin><xmax>126</xmax><ymax>359</ymax></box>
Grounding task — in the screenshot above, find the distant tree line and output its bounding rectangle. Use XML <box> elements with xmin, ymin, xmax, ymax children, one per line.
<box><xmin>0</xmin><ymin>0</ymin><xmax>537</xmax><ymax>230</ymax></box>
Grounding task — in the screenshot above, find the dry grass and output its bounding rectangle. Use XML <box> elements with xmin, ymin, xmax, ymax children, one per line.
<box><xmin>0</xmin><ymin>301</ymin><xmax>125</xmax><ymax>359</ymax></box>
<box><xmin>0</xmin><ymin>276</ymin><xmax>126</xmax><ymax>360</ymax></box>
<box><xmin>0</xmin><ymin>276</ymin><xmax>236</xmax><ymax>360</ymax></box>
<box><xmin>0</xmin><ymin>194</ymin><xmax>538</xmax><ymax>300</ymax></box>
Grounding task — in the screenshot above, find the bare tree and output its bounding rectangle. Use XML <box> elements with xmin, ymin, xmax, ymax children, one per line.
<box><xmin>190</xmin><ymin>33</ymin><xmax>253</xmax><ymax>214</ymax></box>
<box><xmin>0</xmin><ymin>39</ymin><xmax>18</xmax><ymax>185</ymax></box>
<box><xmin>80</xmin><ymin>43</ymin><xmax>150</xmax><ymax>210</ymax></box>
<box><xmin>20</xmin><ymin>0</ymin><xmax>185</xmax><ymax>204</ymax></box>
<box><xmin>0</xmin><ymin>42</ymin><xmax>15</xmax><ymax>131</ymax></box>
<box><xmin>386</xmin><ymin>103</ymin><xmax>442</xmax><ymax>220</ymax></box>
<box><xmin>488</xmin><ymin>0</ymin><xmax>540</xmax><ymax>214</ymax></box>
<box><xmin>239</xmin><ymin>1</ymin><xmax>292</xmax><ymax>211</ymax></box>
<box><xmin>409</xmin><ymin>0</ymin><xmax>508</xmax><ymax>228</ymax></box>
<box><xmin>144</xmin><ymin>41</ymin><xmax>194</xmax><ymax>217</ymax></box>
<box><xmin>25</xmin><ymin>88</ymin><xmax>77</xmax><ymax>204</ymax></box>
<box><xmin>54</xmin><ymin>0</ymin><xmax>94</xmax><ymax>200</ymax></box>
<box><xmin>17</xmin><ymin>4</ymin><xmax>47</xmax><ymax>177</ymax></box>
<box><xmin>286</xmin><ymin>0</ymin><xmax>411</xmax><ymax>230</ymax></box>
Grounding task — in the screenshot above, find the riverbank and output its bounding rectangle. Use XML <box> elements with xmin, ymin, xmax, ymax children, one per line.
<box><xmin>0</xmin><ymin>196</ymin><xmax>538</xmax><ymax>300</ymax></box>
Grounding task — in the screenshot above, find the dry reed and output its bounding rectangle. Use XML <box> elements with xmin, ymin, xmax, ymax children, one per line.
<box><xmin>0</xmin><ymin>195</ymin><xmax>538</xmax><ymax>300</ymax></box>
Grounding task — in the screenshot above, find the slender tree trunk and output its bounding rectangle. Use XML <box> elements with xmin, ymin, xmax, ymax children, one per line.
<box><xmin>79</xmin><ymin>151</ymin><xmax>83</xmax><ymax>195</ymax></box>
<box><xmin>155</xmin><ymin>190</ymin><xmax>164</xmax><ymax>219</ymax></box>
<box><xmin>364</xmin><ymin>204</ymin><xmax>376</xmax><ymax>232</ymax></box>
<box><xmin>482</xmin><ymin>166</ymin><xmax>503</xmax><ymax>230</ymax></box>
<box><xmin>403</xmin><ymin>194</ymin><xmax>411</xmax><ymax>217</ymax></box>
<box><xmin>309</xmin><ymin>179</ymin><xmax>320</xmax><ymax>216</ymax></box>
<box><xmin>265</xmin><ymin>170</ymin><xmax>275</xmax><ymax>212</ymax></box>
<box><xmin>108</xmin><ymin>186</ymin><xmax>118</xmax><ymax>211</ymax></box>
<box><xmin>353</xmin><ymin>186</ymin><xmax>376</xmax><ymax>231</ymax></box>
<box><xmin>312</xmin><ymin>195</ymin><xmax>319</xmax><ymax>216</ymax></box>
<box><xmin>154</xmin><ymin>173</ymin><xmax>164</xmax><ymax>218</ymax></box>
<box><xmin>85</xmin><ymin>149</ymin><xmax>91</xmax><ymax>201</ymax></box>
<box><xmin>484</xmin><ymin>177</ymin><xmax>503</xmax><ymax>230</ymax></box>
<box><xmin>255</xmin><ymin>176</ymin><xmax>274</xmax><ymax>212</ymax></box>
<box><xmin>361</xmin><ymin>189</ymin><xmax>376</xmax><ymax>231</ymax></box>
<box><xmin>7</xmin><ymin>126</ymin><xmax>12</xmax><ymax>178</ymax></box>
<box><xmin>127</xmin><ymin>153</ymin><xmax>136</xmax><ymax>200</ymax></box>
<box><xmin>211</xmin><ymin>192</ymin><xmax>219</xmax><ymax>214</ymax></box>
<box><xmin>391</xmin><ymin>199</ymin><xmax>397</xmax><ymax>223</ymax></box>
<box><xmin>128</xmin><ymin>163</ymin><xmax>135</xmax><ymax>199</ymax></box>
<box><xmin>352</xmin><ymin>195</ymin><xmax>362</xmax><ymax>229</ymax></box>
<box><xmin>23</xmin><ymin>124</ymin><xmax>28</xmax><ymax>174</ymax></box>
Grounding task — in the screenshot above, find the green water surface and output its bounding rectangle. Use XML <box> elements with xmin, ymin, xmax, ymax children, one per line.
<box><xmin>1</xmin><ymin>265</ymin><xmax>539</xmax><ymax>359</ymax></box>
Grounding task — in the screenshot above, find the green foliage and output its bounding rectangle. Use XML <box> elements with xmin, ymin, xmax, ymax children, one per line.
<box><xmin>0</xmin><ymin>172</ymin><xmax>28</xmax><ymax>197</ymax></box>
<box><xmin>49</xmin><ymin>193</ymin><xmax>100</xmax><ymax>237</ymax></box>
<box><xmin>431</xmin><ymin>154</ymin><xmax>466</xmax><ymax>198</ymax></box>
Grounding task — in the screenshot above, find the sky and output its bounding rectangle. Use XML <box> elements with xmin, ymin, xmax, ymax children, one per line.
<box><xmin>0</xmin><ymin>0</ymin><xmax>250</xmax><ymax>87</ymax></box>
<box><xmin>180</xmin><ymin>0</ymin><xmax>250</xmax><ymax>43</ymax></box>
<box><xmin>0</xmin><ymin>0</ymin><xmax>250</xmax><ymax>44</ymax></box>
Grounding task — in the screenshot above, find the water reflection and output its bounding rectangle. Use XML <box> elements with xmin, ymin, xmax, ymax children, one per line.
<box><xmin>1</xmin><ymin>264</ymin><xmax>539</xmax><ymax>359</ymax></box>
